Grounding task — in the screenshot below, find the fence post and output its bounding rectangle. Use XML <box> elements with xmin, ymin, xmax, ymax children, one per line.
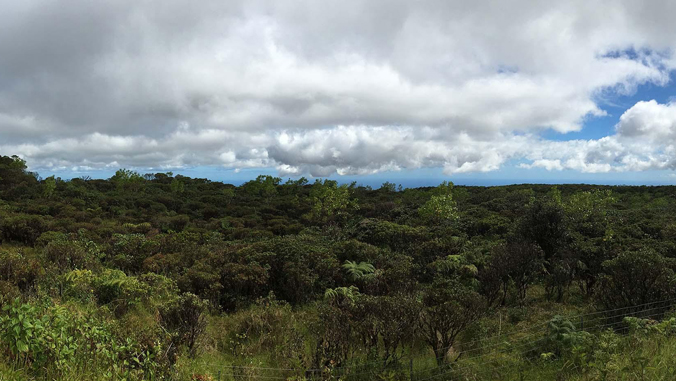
<box><xmin>217</xmin><ymin>370</ymin><xmax>221</xmax><ymax>381</ymax></box>
<box><xmin>410</xmin><ymin>358</ymin><xmax>414</xmax><ymax>381</ymax></box>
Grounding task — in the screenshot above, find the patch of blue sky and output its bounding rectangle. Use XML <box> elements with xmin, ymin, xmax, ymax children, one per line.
<box><xmin>542</xmin><ymin>71</ymin><xmax>676</xmax><ymax>142</ymax></box>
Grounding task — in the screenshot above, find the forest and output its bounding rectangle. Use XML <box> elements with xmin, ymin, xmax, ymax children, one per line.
<box><xmin>3</xmin><ymin>153</ymin><xmax>676</xmax><ymax>381</ymax></box>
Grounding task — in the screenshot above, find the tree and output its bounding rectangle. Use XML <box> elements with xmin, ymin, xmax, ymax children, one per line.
<box><xmin>379</xmin><ymin>182</ymin><xmax>397</xmax><ymax>192</ymax></box>
<box><xmin>110</xmin><ymin>169</ymin><xmax>145</xmax><ymax>192</ymax></box>
<box><xmin>351</xmin><ymin>294</ymin><xmax>419</xmax><ymax>366</ymax></box>
<box><xmin>517</xmin><ymin>188</ymin><xmax>567</xmax><ymax>264</ymax></box>
<box><xmin>312</xmin><ymin>285</ymin><xmax>362</xmax><ymax>370</ymax></box>
<box><xmin>480</xmin><ymin>242</ymin><xmax>544</xmax><ymax>306</ymax></box>
<box><xmin>564</xmin><ymin>190</ymin><xmax>616</xmax><ymax>296</ymax></box>
<box><xmin>222</xmin><ymin>187</ymin><xmax>235</xmax><ymax>204</ymax></box>
<box><xmin>503</xmin><ymin>242</ymin><xmax>544</xmax><ymax>304</ymax></box>
<box><xmin>596</xmin><ymin>248</ymin><xmax>675</xmax><ymax>314</ymax></box>
<box><xmin>0</xmin><ymin>155</ymin><xmax>28</xmax><ymax>186</ymax></box>
<box><xmin>306</xmin><ymin>180</ymin><xmax>358</xmax><ymax>226</ymax></box>
<box><xmin>237</xmin><ymin>236</ymin><xmax>340</xmax><ymax>305</ymax></box>
<box><xmin>42</xmin><ymin>176</ymin><xmax>57</xmax><ymax>199</ymax></box>
<box><xmin>0</xmin><ymin>155</ymin><xmax>38</xmax><ymax>199</ymax></box>
<box><xmin>418</xmin><ymin>279</ymin><xmax>485</xmax><ymax>365</ymax></box>
<box><xmin>170</xmin><ymin>178</ymin><xmax>185</xmax><ymax>194</ymax></box>
<box><xmin>418</xmin><ymin>181</ymin><xmax>459</xmax><ymax>224</ymax></box>
<box><xmin>242</xmin><ymin>175</ymin><xmax>281</xmax><ymax>203</ymax></box>
<box><xmin>544</xmin><ymin>250</ymin><xmax>576</xmax><ymax>302</ymax></box>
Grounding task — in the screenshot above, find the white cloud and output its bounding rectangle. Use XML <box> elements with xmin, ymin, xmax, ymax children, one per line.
<box><xmin>615</xmin><ymin>100</ymin><xmax>676</xmax><ymax>139</ymax></box>
<box><xmin>3</xmin><ymin>0</ymin><xmax>676</xmax><ymax>177</ymax></box>
<box><xmin>521</xmin><ymin>160</ymin><xmax>564</xmax><ymax>171</ymax></box>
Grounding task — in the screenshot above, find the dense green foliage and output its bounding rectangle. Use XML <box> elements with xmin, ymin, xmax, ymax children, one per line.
<box><xmin>3</xmin><ymin>154</ymin><xmax>676</xmax><ymax>380</ymax></box>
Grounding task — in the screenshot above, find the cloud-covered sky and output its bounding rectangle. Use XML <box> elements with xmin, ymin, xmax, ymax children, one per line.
<box><xmin>4</xmin><ymin>0</ymin><xmax>676</xmax><ymax>183</ymax></box>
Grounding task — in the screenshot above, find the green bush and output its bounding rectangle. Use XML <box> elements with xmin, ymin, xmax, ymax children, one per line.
<box><xmin>0</xmin><ymin>248</ymin><xmax>43</xmax><ymax>293</ymax></box>
<box><xmin>596</xmin><ymin>248</ymin><xmax>676</xmax><ymax>313</ymax></box>
<box><xmin>44</xmin><ymin>239</ymin><xmax>94</xmax><ymax>273</ymax></box>
<box><xmin>218</xmin><ymin>294</ymin><xmax>308</xmax><ymax>367</ymax></box>
<box><xmin>35</xmin><ymin>231</ymin><xmax>68</xmax><ymax>248</ymax></box>
<box><xmin>159</xmin><ymin>293</ymin><xmax>208</xmax><ymax>359</ymax></box>
<box><xmin>0</xmin><ymin>299</ymin><xmax>164</xmax><ymax>379</ymax></box>
<box><xmin>0</xmin><ymin>214</ymin><xmax>51</xmax><ymax>245</ymax></box>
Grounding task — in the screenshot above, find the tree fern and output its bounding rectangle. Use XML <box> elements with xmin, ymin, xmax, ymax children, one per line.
<box><xmin>342</xmin><ymin>260</ymin><xmax>376</xmax><ymax>281</ymax></box>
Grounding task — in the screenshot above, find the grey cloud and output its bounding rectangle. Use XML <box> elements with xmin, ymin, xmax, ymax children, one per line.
<box><xmin>3</xmin><ymin>0</ymin><xmax>676</xmax><ymax>176</ymax></box>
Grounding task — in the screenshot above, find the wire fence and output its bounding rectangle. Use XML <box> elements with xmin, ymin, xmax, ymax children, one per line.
<box><xmin>211</xmin><ymin>298</ymin><xmax>676</xmax><ymax>381</ymax></box>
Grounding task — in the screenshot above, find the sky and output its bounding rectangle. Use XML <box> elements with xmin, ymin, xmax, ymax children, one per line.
<box><xmin>5</xmin><ymin>1</ymin><xmax>676</xmax><ymax>186</ymax></box>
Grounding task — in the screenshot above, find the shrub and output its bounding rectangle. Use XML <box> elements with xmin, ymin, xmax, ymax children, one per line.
<box><xmin>542</xmin><ymin>315</ymin><xmax>593</xmax><ymax>358</ymax></box>
<box><xmin>159</xmin><ymin>293</ymin><xmax>208</xmax><ymax>358</ymax></box>
<box><xmin>0</xmin><ymin>281</ymin><xmax>20</xmax><ymax>307</ymax></box>
<box><xmin>596</xmin><ymin>248</ymin><xmax>676</xmax><ymax>315</ymax></box>
<box><xmin>221</xmin><ymin>294</ymin><xmax>307</xmax><ymax>366</ymax></box>
<box><xmin>156</xmin><ymin>214</ymin><xmax>190</xmax><ymax>233</ymax></box>
<box><xmin>122</xmin><ymin>222</ymin><xmax>152</xmax><ymax>234</ymax></box>
<box><xmin>92</xmin><ymin>269</ymin><xmax>150</xmax><ymax>316</ymax></box>
<box><xmin>0</xmin><ymin>214</ymin><xmax>51</xmax><ymax>245</ymax></box>
<box><xmin>481</xmin><ymin>242</ymin><xmax>544</xmax><ymax>306</ymax></box>
<box><xmin>0</xmin><ymin>249</ymin><xmax>43</xmax><ymax>293</ymax></box>
<box><xmin>351</xmin><ymin>294</ymin><xmax>419</xmax><ymax>365</ymax></box>
<box><xmin>44</xmin><ymin>239</ymin><xmax>92</xmax><ymax>273</ymax></box>
<box><xmin>354</xmin><ymin>218</ymin><xmax>428</xmax><ymax>252</ymax></box>
<box><xmin>418</xmin><ymin>279</ymin><xmax>486</xmax><ymax>365</ymax></box>
<box><xmin>108</xmin><ymin>233</ymin><xmax>159</xmax><ymax>273</ymax></box>
<box><xmin>0</xmin><ymin>299</ymin><xmax>165</xmax><ymax>378</ymax></box>
<box><xmin>35</xmin><ymin>231</ymin><xmax>67</xmax><ymax>248</ymax></box>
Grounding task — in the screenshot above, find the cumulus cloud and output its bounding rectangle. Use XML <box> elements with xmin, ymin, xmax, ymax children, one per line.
<box><xmin>615</xmin><ymin>100</ymin><xmax>676</xmax><ymax>139</ymax></box>
<box><xmin>2</xmin><ymin>0</ymin><xmax>676</xmax><ymax>176</ymax></box>
<box><xmin>520</xmin><ymin>103</ymin><xmax>676</xmax><ymax>173</ymax></box>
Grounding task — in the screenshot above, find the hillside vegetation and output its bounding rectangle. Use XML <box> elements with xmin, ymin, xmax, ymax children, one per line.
<box><xmin>3</xmin><ymin>154</ymin><xmax>676</xmax><ymax>380</ymax></box>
